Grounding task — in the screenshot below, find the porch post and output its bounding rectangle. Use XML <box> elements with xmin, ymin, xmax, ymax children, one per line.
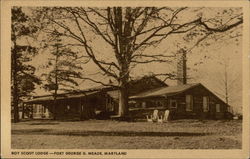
<box><xmin>22</xmin><ymin>102</ymin><xmax>25</xmax><ymax>119</ymax></box>
<box><xmin>79</xmin><ymin>98</ymin><xmax>82</xmax><ymax>120</ymax></box>
<box><xmin>31</xmin><ymin>104</ymin><xmax>33</xmax><ymax>119</ymax></box>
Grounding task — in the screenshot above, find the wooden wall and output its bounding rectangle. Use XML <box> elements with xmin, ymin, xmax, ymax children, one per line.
<box><xmin>131</xmin><ymin>85</ymin><xmax>229</xmax><ymax>120</ymax></box>
<box><xmin>169</xmin><ymin>85</ymin><xmax>228</xmax><ymax>119</ymax></box>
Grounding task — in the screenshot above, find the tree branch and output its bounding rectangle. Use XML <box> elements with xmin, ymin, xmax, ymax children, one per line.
<box><xmin>72</xmin><ymin>7</ymin><xmax>115</xmax><ymax>46</ymax></box>
<box><xmin>49</xmin><ymin>9</ymin><xmax>119</xmax><ymax>80</ymax></box>
<box><xmin>131</xmin><ymin>59</ymin><xmax>172</xmax><ymax>64</ymax></box>
<box><xmin>79</xmin><ymin>77</ymin><xmax>118</xmax><ymax>87</ymax></box>
<box><xmin>198</xmin><ymin>17</ymin><xmax>243</xmax><ymax>33</ymax></box>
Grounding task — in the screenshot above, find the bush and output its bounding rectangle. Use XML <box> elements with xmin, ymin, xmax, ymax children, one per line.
<box><xmin>96</xmin><ymin>111</ymin><xmax>112</xmax><ymax>120</ymax></box>
<box><xmin>225</xmin><ymin>112</ymin><xmax>233</xmax><ymax>119</ymax></box>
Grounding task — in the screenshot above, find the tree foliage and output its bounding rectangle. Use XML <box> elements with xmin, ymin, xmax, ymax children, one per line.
<box><xmin>42</xmin><ymin>37</ymin><xmax>83</xmax><ymax>93</ymax></box>
<box><xmin>11</xmin><ymin>7</ymin><xmax>41</xmax><ymax>122</ymax></box>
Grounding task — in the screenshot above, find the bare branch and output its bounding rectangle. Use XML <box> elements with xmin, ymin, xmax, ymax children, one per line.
<box><xmin>131</xmin><ymin>59</ymin><xmax>172</xmax><ymax>64</ymax></box>
<box><xmin>198</xmin><ymin>17</ymin><xmax>243</xmax><ymax>33</ymax></box>
<box><xmin>186</xmin><ymin>32</ymin><xmax>213</xmax><ymax>53</ymax></box>
<box><xmin>97</xmin><ymin>60</ymin><xmax>120</xmax><ymax>71</ymax></box>
<box><xmin>72</xmin><ymin>8</ymin><xmax>115</xmax><ymax>46</ymax></box>
<box><xmin>150</xmin><ymin>73</ymin><xmax>176</xmax><ymax>81</ymax></box>
<box><xmin>48</xmin><ymin>8</ymin><xmax>119</xmax><ymax>80</ymax></box>
<box><xmin>134</xmin><ymin>17</ymin><xmax>201</xmax><ymax>52</ymax></box>
<box><xmin>88</xmin><ymin>7</ymin><xmax>109</xmax><ymax>21</ymax></box>
<box><xmin>79</xmin><ymin>77</ymin><xmax>118</xmax><ymax>87</ymax></box>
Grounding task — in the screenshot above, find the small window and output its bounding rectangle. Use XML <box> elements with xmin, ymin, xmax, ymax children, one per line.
<box><xmin>107</xmin><ymin>97</ymin><xmax>114</xmax><ymax>111</ymax></box>
<box><xmin>157</xmin><ymin>101</ymin><xmax>161</xmax><ymax>106</ymax></box>
<box><xmin>156</xmin><ymin>101</ymin><xmax>163</xmax><ymax>107</ymax></box>
<box><xmin>67</xmin><ymin>105</ymin><xmax>70</xmax><ymax>110</ymax></box>
<box><xmin>135</xmin><ymin>102</ymin><xmax>140</xmax><ymax>108</ymax></box>
<box><xmin>33</xmin><ymin>105</ymin><xmax>37</xmax><ymax>113</ymax></box>
<box><xmin>170</xmin><ymin>99</ymin><xmax>177</xmax><ymax>108</ymax></box>
<box><xmin>39</xmin><ymin>105</ymin><xmax>43</xmax><ymax>113</ymax></box>
<box><xmin>203</xmin><ymin>96</ymin><xmax>209</xmax><ymax>112</ymax></box>
<box><xmin>38</xmin><ymin>105</ymin><xmax>41</xmax><ymax>113</ymax></box>
<box><xmin>186</xmin><ymin>95</ymin><xmax>193</xmax><ymax>111</ymax></box>
<box><xmin>216</xmin><ymin>104</ymin><xmax>220</xmax><ymax>112</ymax></box>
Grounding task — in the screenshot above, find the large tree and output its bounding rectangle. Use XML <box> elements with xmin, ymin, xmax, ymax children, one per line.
<box><xmin>35</xmin><ymin>7</ymin><xmax>242</xmax><ymax>117</ymax></box>
<box><xmin>41</xmin><ymin>36</ymin><xmax>83</xmax><ymax>119</ymax></box>
<box><xmin>11</xmin><ymin>7</ymin><xmax>41</xmax><ymax>122</ymax></box>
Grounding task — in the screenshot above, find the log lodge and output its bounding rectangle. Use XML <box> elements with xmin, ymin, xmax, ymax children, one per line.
<box><xmin>24</xmin><ymin>76</ymin><xmax>232</xmax><ymax>120</ymax></box>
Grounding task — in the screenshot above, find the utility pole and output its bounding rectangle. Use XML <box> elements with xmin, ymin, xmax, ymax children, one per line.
<box><xmin>224</xmin><ymin>61</ymin><xmax>229</xmax><ymax>105</ymax></box>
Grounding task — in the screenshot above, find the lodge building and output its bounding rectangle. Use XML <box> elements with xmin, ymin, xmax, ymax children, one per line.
<box><xmin>24</xmin><ymin>76</ymin><xmax>232</xmax><ymax>120</ymax></box>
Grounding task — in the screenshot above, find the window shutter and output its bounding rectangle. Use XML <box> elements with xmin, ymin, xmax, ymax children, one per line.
<box><xmin>170</xmin><ymin>99</ymin><xmax>177</xmax><ymax>108</ymax></box>
<box><xmin>216</xmin><ymin>104</ymin><xmax>220</xmax><ymax>112</ymax></box>
<box><xmin>186</xmin><ymin>95</ymin><xmax>193</xmax><ymax>111</ymax></box>
<box><xmin>203</xmin><ymin>96</ymin><xmax>209</xmax><ymax>112</ymax></box>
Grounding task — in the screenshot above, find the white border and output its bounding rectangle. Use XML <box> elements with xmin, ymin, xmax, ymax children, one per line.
<box><xmin>1</xmin><ymin>0</ymin><xmax>249</xmax><ymax>158</ymax></box>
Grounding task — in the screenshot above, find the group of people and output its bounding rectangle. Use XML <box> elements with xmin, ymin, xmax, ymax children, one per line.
<box><xmin>146</xmin><ymin>109</ymin><xmax>170</xmax><ymax>123</ymax></box>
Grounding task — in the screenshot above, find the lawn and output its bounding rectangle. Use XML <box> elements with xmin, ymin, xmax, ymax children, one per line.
<box><xmin>11</xmin><ymin>119</ymin><xmax>242</xmax><ymax>149</ymax></box>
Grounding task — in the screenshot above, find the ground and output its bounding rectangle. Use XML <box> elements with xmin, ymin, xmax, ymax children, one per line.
<box><xmin>12</xmin><ymin>119</ymin><xmax>241</xmax><ymax>149</ymax></box>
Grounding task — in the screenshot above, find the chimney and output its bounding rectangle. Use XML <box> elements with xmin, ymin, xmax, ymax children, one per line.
<box><xmin>177</xmin><ymin>48</ymin><xmax>187</xmax><ymax>85</ymax></box>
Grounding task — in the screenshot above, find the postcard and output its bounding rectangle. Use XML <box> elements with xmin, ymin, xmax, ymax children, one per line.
<box><xmin>1</xmin><ymin>0</ymin><xmax>249</xmax><ymax>158</ymax></box>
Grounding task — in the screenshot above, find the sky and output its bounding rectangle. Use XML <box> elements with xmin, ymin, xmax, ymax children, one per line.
<box><xmin>21</xmin><ymin>7</ymin><xmax>243</xmax><ymax>113</ymax></box>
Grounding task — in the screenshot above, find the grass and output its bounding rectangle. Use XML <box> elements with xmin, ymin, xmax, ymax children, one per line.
<box><xmin>11</xmin><ymin>119</ymin><xmax>242</xmax><ymax>149</ymax></box>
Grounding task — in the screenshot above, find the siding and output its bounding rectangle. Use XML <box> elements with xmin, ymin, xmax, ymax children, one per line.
<box><xmin>131</xmin><ymin>84</ymin><xmax>229</xmax><ymax>120</ymax></box>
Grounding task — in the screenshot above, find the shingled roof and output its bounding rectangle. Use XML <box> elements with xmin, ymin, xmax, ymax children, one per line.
<box><xmin>130</xmin><ymin>83</ymin><xmax>200</xmax><ymax>99</ymax></box>
<box><xmin>25</xmin><ymin>91</ymin><xmax>100</xmax><ymax>104</ymax></box>
<box><xmin>25</xmin><ymin>76</ymin><xmax>166</xmax><ymax>104</ymax></box>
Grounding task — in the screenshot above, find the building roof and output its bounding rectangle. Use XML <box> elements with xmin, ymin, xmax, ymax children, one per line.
<box><xmin>106</xmin><ymin>90</ymin><xmax>119</xmax><ymax>100</ymax></box>
<box><xmin>129</xmin><ymin>75</ymin><xmax>168</xmax><ymax>87</ymax></box>
<box><xmin>130</xmin><ymin>83</ymin><xmax>200</xmax><ymax>99</ymax></box>
<box><xmin>25</xmin><ymin>76</ymin><xmax>166</xmax><ymax>104</ymax></box>
<box><xmin>25</xmin><ymin>91</ymin><xmax>100</xmax><ymax>104</ymax></box>
<box><xmin>130</xmin><ymin>83</ymin><xmax>229</xmax><ymax>107</ymax></box>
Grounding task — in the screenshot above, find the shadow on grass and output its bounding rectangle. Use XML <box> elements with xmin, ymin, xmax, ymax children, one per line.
<box><xmin>29</xmin><ymin>122</ymin><xmax>59</xmax><ymax>125</ymax></box>
<box><xmin>12</xmin><ymin>129</ymin><xmax>211</xmax><ymax>137</ymax></box>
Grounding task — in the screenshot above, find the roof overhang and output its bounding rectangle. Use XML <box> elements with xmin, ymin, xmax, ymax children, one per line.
<box><xmin>24</xmin><ymin>91</ymin><xmax>100</xmax><ymax>104</ymax></box>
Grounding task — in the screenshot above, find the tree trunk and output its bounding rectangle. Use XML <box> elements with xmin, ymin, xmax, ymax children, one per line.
<box><xmin>13</xmin><ymin>95</ymin><xmax>19</xmax><ymax>122</ymax></box>
<box><xmin>22</xmin><ymin>103</ymin><xmax>25</xmax><ymax>119</ymax></box>
<box><xmin>53</xmin><ymin>91</ymin><xmax>57</xmax><ymax>120</ymax></box>
<box><xmin>13</xmin><ymin>81</ymin><xmax>19</xmax><ymax>122</ymax></box>
<box><xmin>53</xmin><ymin>44</ymin><xmax>59</xmax><ymax>120</ymax></box>
<box><xmin>224</xmin><ymin>63</ymin><xmax>229</xmax><ymax>105</ymax></box>
<box><xmin>53</xmin><ymin>86</ymin><xmax>58</xmax><ymax>120</ymax></box>
<box><xmin>79</xmin><ymin>98</ymin><xmax>83</xmax><ymax>120</ymax></box>
<box><xmin>118</xmin><ymin>78</ymin><xmax>129</xmax><ymax>117</ymax></box>
<box><xmin>12</xmin><ymin>36</ymin><xmax>19</xmax><ymax>123</ymax></box>
<box><xmin>31</xmin><ymin>105</ymin><xmax>33</xmax><ymax>119</ymax></box>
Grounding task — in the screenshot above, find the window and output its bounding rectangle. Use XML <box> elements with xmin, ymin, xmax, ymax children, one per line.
<box><xmin>170</xmin><ymin>99</ymin><xmax>177</xmax><ymax>108</ymax></box>
<box><xmin>43</xmin><ymin>106</ymin><xmax>46</xmax><ymax>113</ymax></box>
<box><xmin>203</xmin><ymin>96</ymin><xmax>209</xmax><ymax>112</ymax></box>
<box><xmin>37</xmin><ymin>105</ymin><xmax>41</xmax><ymax>113</ymax></box>
<box><xmin>110</xmin><ymin>101</ymin><xmax>114</xmax><ymax>111</ymax></box>
<box><xmin>156</xmin><ymin>101</ymin><xmax>163</xmax><ymax>107</ymax></box>
<box><xmin>216</xmin><ymin>104</ymin><xmax>220</xmax><ymax>113</ymax></box>
<box><xmin>186</xmin><ymin>95</ymin><xmax>193</xmax><ymax>111</ymax></box>
<box><xmin>107</xmin><ymin>97</ymin><xmax>114</xmax><ymax>111</ymax></box>
<box><xmin>39</xmin><ymin>105</ymin><xmax>43</xmax><ymax>113</ymax></box>
<box><xmin>66</xmin><ymin>105</ymin><xmax>70</xmax><ymax>110</ymax></box>
<box><xmin>33</xmin><ymin>105</ymin><xmax>37</xmax><ymax>113</ymax></box>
